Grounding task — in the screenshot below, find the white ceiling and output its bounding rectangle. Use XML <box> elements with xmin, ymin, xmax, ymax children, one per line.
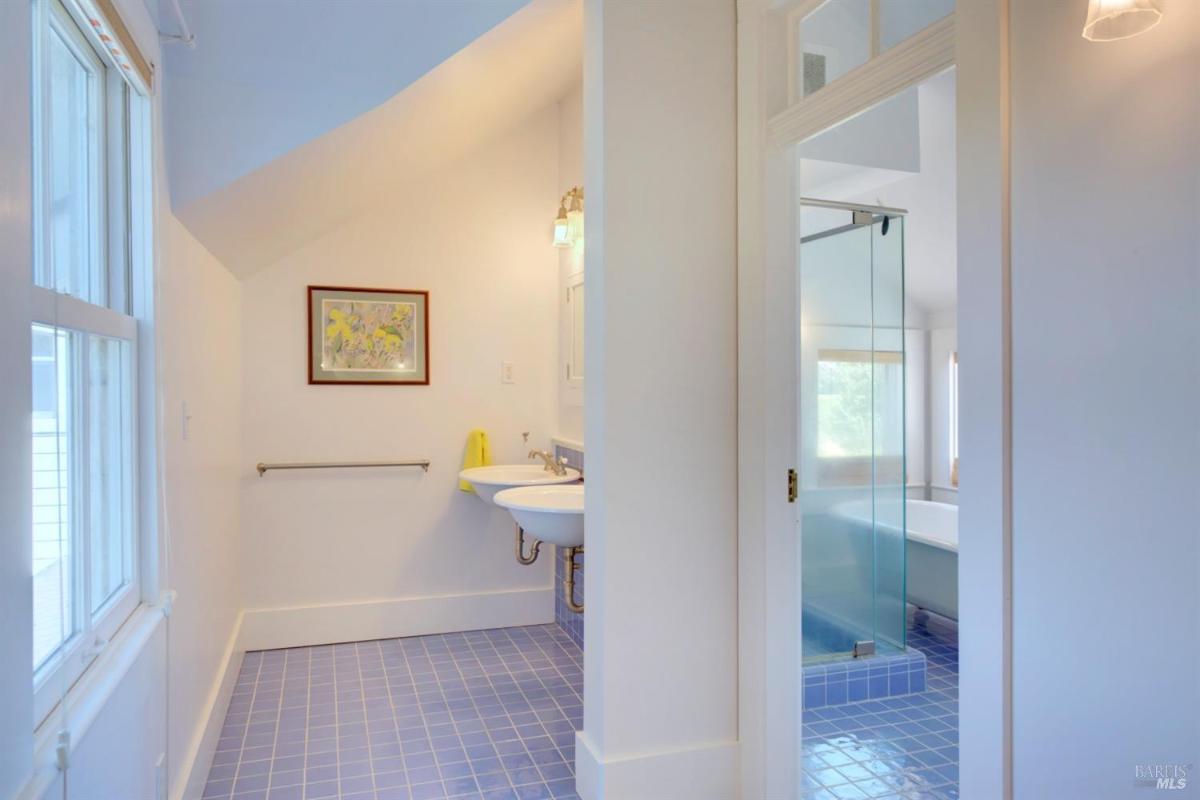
<box><xmin>159</xmin><ymin>0</ymin><xmax>531</xmax><ymax>211</ymax></box>
<box><xmin>800</xmin><ymin>69</ymin><xmax>958</xmax><ymax>314</ymax></box>
<box><xmin>165</xmin><ymin>0</ymin><xmax>582</xmax><ymax>277</ymax></box>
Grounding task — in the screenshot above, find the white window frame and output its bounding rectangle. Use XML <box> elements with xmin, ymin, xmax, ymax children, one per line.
<box><xmin>949</xmin><ymin>349</ymin><xmax>959</xmax><ymax>486</ymax></box>
<box><xmin>772</xmin><ymin>1</ymin><xmax>955</xmax><ymax>147</ymax></box>
<box><xmin>31</xmin><ymin>0</ymin><xmax>154</xmax><ymax>728</ymax></box>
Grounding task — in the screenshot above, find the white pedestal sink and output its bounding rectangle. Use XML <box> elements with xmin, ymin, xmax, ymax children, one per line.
<box><xmin>459</xmin><ymin>464</ymin><xmax>581</xmax><ymax>505</ymax></box>
<box><xmin>493</xmin><ymin>485</ymin><xmax>584</xmax><ymax>547</ymax></box>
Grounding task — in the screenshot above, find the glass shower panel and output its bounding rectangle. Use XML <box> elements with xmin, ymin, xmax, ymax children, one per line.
<box><xmin>799</xmin><ymin>211</ymin><xmax>907</xmax><ymax>663</ymax></box>
<box><xmin>799</xmin><ymin>220</ymin><xmax>876</xmax><ymax>661</ymax></box>
<box><xmin>871</xmin><ymin>216</ymin><xmax>906</xmax><ymax>653</ymax></box>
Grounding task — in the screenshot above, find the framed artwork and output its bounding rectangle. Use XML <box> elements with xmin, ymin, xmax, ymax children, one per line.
<box><xmin>308</xmin><ymin>285</ymin><xmax>429</xmax><ymax>385</ymax></box>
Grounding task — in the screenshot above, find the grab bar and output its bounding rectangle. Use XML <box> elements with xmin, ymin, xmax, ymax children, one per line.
<box><xmin>256</xmin><ymin>460</ymin><xmax>431</xmax><ymax>477</ymax></box>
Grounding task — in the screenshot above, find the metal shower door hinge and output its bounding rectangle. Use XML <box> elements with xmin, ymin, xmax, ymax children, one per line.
<box><xmin>787</xmin><ymin>468</ymin><xmax>797</xmax><ymax>503</ymax></box>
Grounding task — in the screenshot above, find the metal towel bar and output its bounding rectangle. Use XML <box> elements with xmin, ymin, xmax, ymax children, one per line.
<box><xmin>256</xmin><ymin>460</ymin><xmax>431</xmax><ymax>477</ymax></box>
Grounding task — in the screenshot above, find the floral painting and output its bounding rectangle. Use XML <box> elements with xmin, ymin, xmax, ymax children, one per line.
<box><xmin>308</xmin><ymin>287</ymin><xmax>429</xmax><ymax>384</ymax></box>
<box><xmin>322</xmin><ymin>300</ymin><xmax>415</xmax><ymax>371</ymax></box>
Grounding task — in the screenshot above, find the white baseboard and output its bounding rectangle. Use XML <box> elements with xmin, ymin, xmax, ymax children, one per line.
<box><xmin>173</xmin><ymin>612</ymin><xmax>244</xmax><ymax>800</ymax></box>
<box><xmin>575</xmin><ymin>730</ymin><xmax>739</xmax><ymax>800</ymax></box>
<box><xmin>237</xmin><ymin>587</ymin><xmax>556</xmax><ymax>652</ymax></box>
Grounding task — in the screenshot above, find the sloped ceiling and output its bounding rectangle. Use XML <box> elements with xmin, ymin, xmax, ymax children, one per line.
<box><xmin>165</xmin><ymin>0</ymin><xmax>581</xmax><ymax>277</ymax></box>
<box><xmin>162</xmin><ymin>0</ymin><xmax>530</xmax><ymax>210</ymax></box>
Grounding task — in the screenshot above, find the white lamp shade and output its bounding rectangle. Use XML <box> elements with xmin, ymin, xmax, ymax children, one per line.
<box><xmin>1083</xmin><ymin>0</ymin><xmax>1163</xmax><ymax>41</ymax></box>
<box><xmin>553</xmin><ymin>218</ymin><xmax>572</xmax><ymax>247</ymax></box>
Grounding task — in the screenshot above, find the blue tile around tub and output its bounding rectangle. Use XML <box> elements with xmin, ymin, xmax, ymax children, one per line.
<box><xmin>802</xmin><ymin>610</ymin><xmax>959</xmax><ymax>799</ymax></box>
<box><xmin>204</xmin><ymin>625</ymin><xmax>582</xmax><ymax>800</ymax></box>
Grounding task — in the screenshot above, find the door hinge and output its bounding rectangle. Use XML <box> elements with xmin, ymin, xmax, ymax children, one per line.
<box><xmin>787</xmin><ymin>468</ymin><xmax>797</xmax><ymax>503</ymax></box>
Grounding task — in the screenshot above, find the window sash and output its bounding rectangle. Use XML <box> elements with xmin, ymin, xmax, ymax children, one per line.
<box><xmin>30</xmin><ymin>0</ymin><xmax>145</xmax><ymax>727</ymax></box>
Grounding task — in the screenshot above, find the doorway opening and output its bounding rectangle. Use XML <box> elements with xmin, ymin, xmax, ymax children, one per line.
<box><xmin>796</xmin><ymin>66</ymin><xmax>959</xmax><ymax>800</ymax></box>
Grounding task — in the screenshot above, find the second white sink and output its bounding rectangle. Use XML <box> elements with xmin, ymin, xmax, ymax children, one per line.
<box><xmin>494</xmin><ymin>485</ymin><xmax>584</xmax><ymax>547</ymax></box>
<box><xmin>459</xmin><ymin>464</ymin><xmax>581</xmax><ymax>505</ymax></box>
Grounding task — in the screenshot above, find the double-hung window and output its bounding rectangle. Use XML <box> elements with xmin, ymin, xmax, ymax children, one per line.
<box><xmin>31</xmin><ymin>0</ymin><xmax>151</xmax><ymax>724</ymax></box>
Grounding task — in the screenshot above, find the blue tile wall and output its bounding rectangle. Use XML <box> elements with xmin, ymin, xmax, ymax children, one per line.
<box><xmin>552</xmin><ymin>446</ymin><xmax>584</xmax><ymax>651</ymax></box>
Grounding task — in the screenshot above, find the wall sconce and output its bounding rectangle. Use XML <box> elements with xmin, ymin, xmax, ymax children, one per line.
<box><xmin>1083</xmin><ymin>0</ymin><xmax>1163</xmax><ymax>41</ymax></box>
<box><xmin>553</xmin><ymin>186</ymin><xmax>584</xmax><ymax>247</ymax></box>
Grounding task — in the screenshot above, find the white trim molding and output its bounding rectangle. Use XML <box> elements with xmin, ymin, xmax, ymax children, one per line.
<box><xmin>574</xmin><ymin>731</ymin><xmax>739</xmax><ymax>800</ymax></box>
<box><xmin>955</xmin><ymin>0</ymin><xmax>1012</xmax><ymax>796</ymax></box>
<box><xmin>236</xmin><ymin>587</ymin><xmax>555</xmax><ymax>652</ymax></box>
<box><xmin>172</xmin><ymin>612</ymin><xmax>244</xmax><ymax>800</ymax></box>
<box><xmin>769</xmin><ymin>13</ymin><xmax>956</xmax><ymax>148</ymax></box>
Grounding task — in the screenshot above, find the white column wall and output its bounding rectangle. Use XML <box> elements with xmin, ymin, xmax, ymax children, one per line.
<box><xmin>578</xmin><ymin>0</ymin><xmax>739</xmax><ymax>796</ymax></box>
<box><xmin>1009</xmin><ymin>1</ymin><xmax>1200</xmax><ymax>796</ymax></box>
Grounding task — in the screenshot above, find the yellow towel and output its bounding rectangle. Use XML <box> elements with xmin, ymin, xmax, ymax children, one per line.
<box><xmin>459</xmin><ymin>429</ymin><xmax>492</xmax><ymax>492</ymax></box>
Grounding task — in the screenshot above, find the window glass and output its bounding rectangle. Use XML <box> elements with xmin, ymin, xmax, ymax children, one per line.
<box><xmin>32</xmin><ymin>325</ymin><xmax>77</xmax><ymax>670</ymax></box>
<box><xmin>44</xmin><ymin>21</ymin><xmax>105</xmax><ymax>305</ymax></box>
<box><xmin>817</xmin><ymin>353</ymin><xmax>903</xmax><ymax>458</ymax></box>
<box><xmin>88</xmin><ymin>335</ymin><xmax>134</xmax><ymax>615</ymax></box>
<box><xmin>879</xmin><ymin>0</ymin><xmax>954</xmax><ymax>51</ymax></box>
<box><xmin>798</xmin><ymin>0</ymin><xmax>870</xmax><ymax>97</ymax></box>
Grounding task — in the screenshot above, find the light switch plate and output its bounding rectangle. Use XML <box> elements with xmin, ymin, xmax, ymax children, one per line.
<box><xmin>501</xmin><ymin>362</ymin><xmax>515</xmax><ymax>384</ymax></box>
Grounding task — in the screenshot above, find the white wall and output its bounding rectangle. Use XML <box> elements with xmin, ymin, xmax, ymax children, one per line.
<box><xmin>157</xmin><ymin>215</ymin><xmax>244</xmax><ymax>797</ymax></box>
<box><xmin>237</xmin><ymin>107</ymin><xmax>563</xmax><ymax>647</ymax></box>
<box><xmin>50</xmin><ymin>627</ymin><xmax>169</xmax><ymax>800</ymax></box>
<box><xmin>1009</xmin><ymin>1</ymin><xmax>1199</xmax><ymax>796</ymax></box>
<box><xmin>558</xmin><ymin>81</ymin><xmax>585</xmax><ymax>444</ymax></box>
<box><xmin>579</xmin><ymin>0</ymin><xmax>739</xmax><ymax>797</ymax></box>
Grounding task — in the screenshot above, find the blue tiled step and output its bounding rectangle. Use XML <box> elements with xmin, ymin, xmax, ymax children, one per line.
<box><xmin>802</xmin><ymin>648</ymin><xmax>927</xmax><ymax>709</ymax></box>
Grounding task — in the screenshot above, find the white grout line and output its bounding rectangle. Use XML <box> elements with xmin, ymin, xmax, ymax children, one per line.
<box><xmin>228</xmin><ymin>655</ymin><xmax>264</xmax><ymax>800</ymax></box>
<box><xmin>262</xmin><ymin>650</ymin><xmax>290</xmax><ymax>798</ymax></box>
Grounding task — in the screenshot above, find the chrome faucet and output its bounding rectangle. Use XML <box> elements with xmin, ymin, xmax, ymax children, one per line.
<box><xmin>528</xmin><ymin>449</ymin><xmax>568</xmax><ymax>476</ymax></box>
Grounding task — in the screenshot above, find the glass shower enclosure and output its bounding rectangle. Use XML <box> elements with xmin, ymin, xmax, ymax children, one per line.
<box><xmin>798</xmin><ymin>199</ymin><xmax>906</xmax><ymax>663</ymax></box>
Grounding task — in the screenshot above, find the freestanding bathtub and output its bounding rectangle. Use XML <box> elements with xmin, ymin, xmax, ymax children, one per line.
<box><xmin>832</xmin><ymin>498</ymin><xmax>959</xmax><ymax>620</ymax></box>
<box><xmin>903</xmin><ymin>499</ymin><xmax>958</xmax><ymax>620</ymax></box>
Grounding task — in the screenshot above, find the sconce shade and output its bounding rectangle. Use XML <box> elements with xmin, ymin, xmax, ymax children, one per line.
<box><xmin>1083</xmin><ymin>0</ymin><xmax>1163</xmax><ymax>41</ymax></box>
<box><xmin>553</xmin><ymin>202</ymin><xmax>572</xmax><ymax>248</ymax></box>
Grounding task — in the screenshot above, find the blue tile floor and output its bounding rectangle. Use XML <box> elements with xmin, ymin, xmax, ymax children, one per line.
<box><xmin>802</xmin><ymin>612</ymin><xmax>959</xmax><ymax>800</ymax></box>
<box><xmin>203</xmin><ymin>625</ymin><xmax>583</xmax><ymax>800</ymax></box>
